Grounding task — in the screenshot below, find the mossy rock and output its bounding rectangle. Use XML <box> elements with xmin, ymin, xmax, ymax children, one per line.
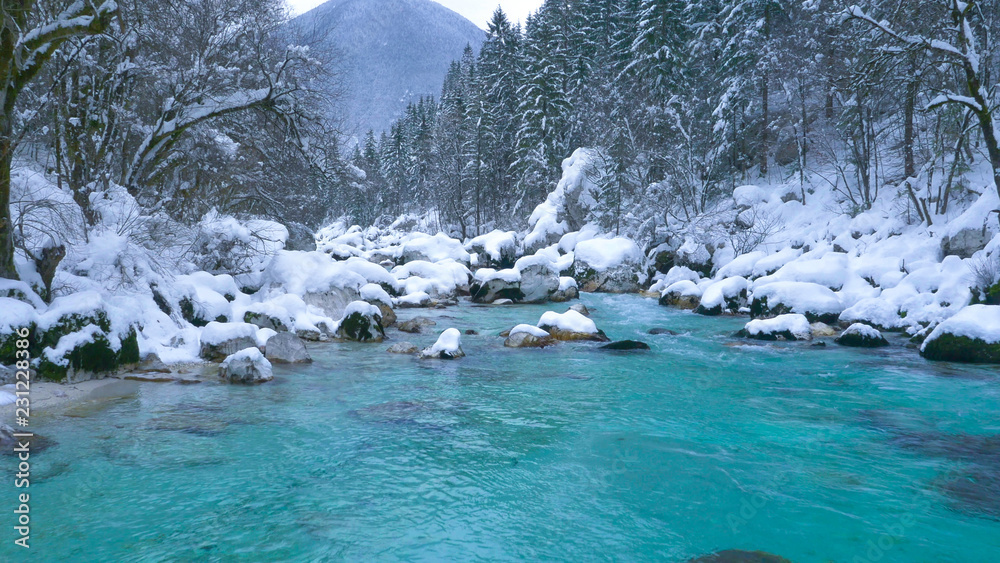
<box><xmin>337</xmin><ymin>312</ymin><xmax>385</xmax><ymax>342</ymax></box>
<box><xmin>179</xmin><ymin>297</ymin><xmax>209</xmax><ymax>327</ymax></box>
<box><xmin>118</xmin><ymin>327</ymin><xmax>141</xmax><ymax>366</ymax></box>
<box><xmin>750</xmin><ymin>296</ymin><xmax>838</xmax><ymax>324</ymax></box>
<box><xmin>36</xmin><ymin>310</ymin><xmax>112</xmax><ymax>352</ymax></box>
<box><xmin>38</xmin><ymin>325</ymin><xmax>142</xmax><ymax>382</ymax></box>
<box><xmin>921</xmin><ymin>334</ymin><xmax>1000</xmax><ymax>364</ymax></box>
<box><xmin>0</xmin><ymin>326</ymin><xmax>33</xmax><ymax>365</ymax></box>
<box><xmin>244</xmin><ymin>311</ymin><xmax>288</xmax><ymax>332</ymax></box>
<box><xmin>972</xmin><ymin>282</ymin><xmax>1000</xmax><ymax>306</ymax></box>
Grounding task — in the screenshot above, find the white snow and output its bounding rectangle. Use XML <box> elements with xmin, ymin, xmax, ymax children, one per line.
<box><xmin>744</xmin><ymin>314</ymin><xmax>812</xmax><ymax>340</ymax></box>
<box><xmin>200</xmin><ymin>322</ymin><xmax>258</xmax><ymax>346</ymax></box>
<box><xmin>467</xmin><ymin>230</ymin><xmax>517</xmax><ymax>263</ymax></box>
<box><xmin>360</xmin><ymin>283</ymin><xmax>392</xmax><ymax>306</ymax></box>
<box><xmin>751</xmin><ymin>281</ymin><xmax>843</xmax><ymax>318</ymax></box>
<box><xmin>510</xmin><ymin>324</ymin><xmax>550</xmax><ymax>338</ymax></box>
<box><xmin>537</xmin><ymin>310</ymin><xmax>598</xmax><ymax>334</ymax></box>
<box><xmin>923</xmin><ymin>305</ymin><xmax>1000</xmax><ymax>347</ymax></box>
<box><xmin>558</xmin><ymin>277</ymin><xmax>577</xmax><ymax>291</ymax></box>
<box><xmin>573</xmin><ymin>237</ymin><xmax>643</xmax><ymax>271</ymax></box>
<box><xmin>841</xmin><ymin>323</ymin><xmax>883</xmax><ymax>339</ymax></box>
<box><xmin>699</xmin><ymin>276</ymin><xmax>747</xmax><ymax>310</ymax></box>
<box><xmin>397</xmin><ymin>291</ymin><xmax>431</xmax><ymax>306</ymax></box>
<box><xmin>421</xmin><ymin>328</ymin><xmax>463</xmax><ymax>358</ymax></box>
<box><xmin>0</xmin><ymin>298</ymin><xmax>37</xmax><ymax>334</ymax></box>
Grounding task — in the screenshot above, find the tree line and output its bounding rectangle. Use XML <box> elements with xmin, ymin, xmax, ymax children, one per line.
<box><xmin>343</xmin><ymin>0</ymin><xmax>1000</xmax><ymax>241</ymax></box>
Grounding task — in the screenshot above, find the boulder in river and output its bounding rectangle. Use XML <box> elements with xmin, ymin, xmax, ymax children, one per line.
<box><xmin>334</xmin><ymin>301</ymin><xmax>386</xmax><ymax>343</ymax></box>
<box><xmin>397</xmin><ymin>316</ymin><xmax>437</xmax><ymax>334</ymax></box>
<box><xmin>750</xmin><ymin>281</ymin><xmax>843</xmax><ymax>324</ymax></box>
<box><xmin>470</xmin><ymin>269</ymin><xmax>524</xmax><ymax>303</ymax></box>
<box><xmin>738</xmin><ymin>314</ymin><xmax>812</xmax><ymax>341</ymax></box>
<box><xmin>419</xmin><ymin>328</ymin><xmax>465</xmax><ymax>359</ymax></box>
<box><xmin>836</xmin><ymin>323</ymin><xmax>889</xmax><ymax>348</ymax></box>
<box><xmin>569</xmin><ymin>303</ymin><xmax>590</xmax><ymax>317</ymax></box>
<box><xmin>219</xmin><ymin>348</ymin><xmax>273</xmax><ymax>384</ymax></box>
<box><xmin>648</xmin><ymin>328</ymin><xmax>679</xmax><ymax>336</ymax></box>
<box><xmin>921</xmin><ymin>305</ymin><xmax>1000</xmax><ymax>363</ymax></box>
<box><xmin>518</xmin><ymin>263</ymin><xmax>560</xmax><ymax>304</ymax></box>
<box><xmin>600</xmin><ymin>340</ymin><xmax>650</xmax><ymax>351</ymax></box>
<box><xmin>658</xmin><ymin>280</ymin><xmax>702</xmax><ymax>310</ymax></box>
<box><xmin>504</xmin><ymin>325</ymin><xmax>556</xmax><ymax>348</ymax></box>
<box><xmin>264</xmin><ymin>332</ymin><xmax>312</xmax><ymax>364</ymax></box>
<box><xmin>572</xmin><ymin>237</ymin><xmax>645</xmax><ymax>293</ymax></box>
<box><xmin>537</xmin><ymin>310</ymin><xmax>609</xmax><ymax>342</ymax></box>
<box><xmin>387</xmin><ymin>342</ymin><xmax>419</xmax><ymax>354</ymax></box>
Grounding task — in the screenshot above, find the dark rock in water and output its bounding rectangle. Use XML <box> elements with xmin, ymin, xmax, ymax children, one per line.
<box><xmin>465</xmin><ymin>329</ymin><xmax>479</xmax><ymax>335</ymax></box>
<box><xmin>648</xmin><ymin>328</ymin><xmax>678</xmax><ymax>336</ymax></box>
<box><xmin>600</xmin><ymin>340</ymin><xmax>651</xmax><ymax>351</ymax></box>
<box><xmin>889</xmin><ymin>432</ymin><xmax>1000</xmax><ymax>467</ymax></box>
<box><xmin>810</xmin><ymin>341</ymin><xmax>827</xmax><ymax>347</ymax></box>
<box><xmin>936</xmin><ymin>468</ymin><xmax>1000</xmax><ymax>520</ymax></box>
<box><xmin>687</xmin><ymin>550</ymin><xmax>792</xmax><ymax>563</ymax></box>
<box><xmin>1</xmin><ymin>423</ymin><xmax>55</xmax><ymax>454</ymax></box>
<box><xmin>398</xmin><ymin>317</ymin><xmax>437</xmax><ymax>334</ymax></box>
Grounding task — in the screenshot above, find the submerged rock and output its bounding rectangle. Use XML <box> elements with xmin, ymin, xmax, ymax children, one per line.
<box><xmin>648</xmin><ymin>328</ymin><xmax>679</xmax><ymax>336</ymax></box>
<box><xmin>936</xmin><ymin>467</ymin><xmax>1000</xmax><ymax>520</ymax></box>
<box><xmin>419</xmin><ymin>328</ymin><xmax>465</xmax><ymax>359</ymax></box>
<box><xmin>264</xmin><ymin>332</ymin><xmax>312</xmax><ymax>364</ymax></box>
<box><xmin>219</xmin><ymin>348</ymin><xmax>273</xmax><ymax>384</ymax></box>
<box><xmin>836</xmin><ymin>323</ymin><xmax>889</xmax><ymax>348</ymax></box>
<box><xmin>386</xmin><ymin>342</ymin><xmax>419</xmax><ymax>354</ymax></box>
<box><xmin>397</xmin><ymin>316</ymin><xmax>437</xmax><ymax>334</ymax></box>
<box><xmin>686</xmin><ymin>550</ymin><xmax>792</xmax><ymax>563</ymax></box>
<box><xmin>600</xmin><ymin>340</ymin><xmax>650</xmax><ymax>351</ymax></box>
<box><xmin>1</xmin><ymin>423</ymin><xmax>55</xmax><ymax>454</ymax></box>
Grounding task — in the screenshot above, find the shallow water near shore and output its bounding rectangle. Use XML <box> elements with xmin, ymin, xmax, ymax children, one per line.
<box><xmin>4</xmin><ymin>294</ymin><xmax>1000</xmax><ymax>562</ymax></box>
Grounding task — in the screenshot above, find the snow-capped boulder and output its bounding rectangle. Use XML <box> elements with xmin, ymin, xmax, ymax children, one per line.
<box><xmin>400</xmin><ymin>233</ymin><xmax>470</xmax><ymax>265</ymax></box>
<box><xmin>674</xmin><ymin>238</ymin><xmax>713</xmax><ymax>277</ymax></box>
<box><xmin>523</xmin><ymin>148</ymin><xmax>599</xmax><ymax>253</ymax></box>
<box><xmin>549</xmin><ymin>277</ymin><xmax>578</xmax><ymax>302</ymax></box>
<box><xmin>397</xmin><ymin>291</ymin><xmax>433</xmax><ymax>308</ymax></box>
<box><xmin>264</xmin><ymin>332</ymin><xmax>312</xmax><ymax>364</ymax></box>
<box><xmin>839</xmin><ymin>297</ymin><xmax>909</xmax><ymax>332</ymax></box>
<box><xmin>537</xmin><ymin>310</ymin><xmax>609</xmax><ymax>342</ymax></box>
<box><xmin>199</xmin><ymin>322</ymin><xmax>260</xmax><ymax>361</ymax></box>
<box><xmin>696</xmin><ymin>277</ymin><xmax>748</xmax><ymax>316</ymax></box>
<box><xmin>176</xmin><ymin>277</ymin><xmax>234</xmax><ymax>327</ymax></box>
<box><xmin>518</xmin><ymin>263</ymin><xmax>561</xmax><ymax>303</ymax></box>
<box><xmin>219</xmin><ymin>348</ymin><xmax>273</xmax><ymax>384</ymax></box>
<box><xmin>740</xmin><ymin>314</ymin><xmax>813</xmax><ymax>341</ymax></box>
<box><xmin>0</xmin><ymin>298</ymin><xmax>37</xmax><ymax>366</ymax></box>
<box><xmin>260</xmin><ymin>251</ymin><xmax>366</xmax><ymax>318</ymax></box>
<box><xmin>504</xmin><ymin>325</ymin><xmax>556</xmax><ymax>348</ymax></box>
<box><xmin>659</xmin><ymin>280</ymin><xmax>702</xmax><ymax>310</ymax></box>
<box><xmin>419</xmin><ymin>328</ymin><xmax>465</xmax><ymax>359</ymax></box>
<box><xmin>334</xmin><ymin>301</ymin><xmax>385</xmax><ymax>343</ymax></box>
<box><xmin>921</xmin><ymin>305</ymin><xmax>1000</xmax><ymax>363</ymax></box>
<box><xmin>467</xmin><ymin>230</ymin><xmax>518</xmax><ymax>268</ymax></box>
<box><xmin>750</xmin><ymin>281</ymin><xmax>843</xmax><ymax>324</ymax></box>
<box><xmin>470</xmin><ymin>268</ymin><xmax>523</xmax><ymax>303</ymax></box>
<box><xmin>361</xmin><ymin>283</ymin><xmax>396</xmax><ymax>327</ymax></box>
<box><xmin>836</xmin><ymin>324</ymin><xmax>889</xmax><ymax>348</ymax></box>
<box><xmin>572</xmin><ymin>237</ymin><xmax>645</xmax><ymax>293</ymax></box>
<box><xmin>393</xmin><ymin>259</ymin><xmax>472</xmax><ymax>298</ymax></box>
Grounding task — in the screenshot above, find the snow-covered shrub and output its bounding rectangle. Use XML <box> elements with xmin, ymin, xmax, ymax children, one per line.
<box><xmin>968</xmin><ymin>252</ymin><xmax>1000</xmax><ymax>305</ymax></box>
<box><xmin>189</xmin><ymin>209</ymin><xmax>288</xmax><ymax>280</ymax></box>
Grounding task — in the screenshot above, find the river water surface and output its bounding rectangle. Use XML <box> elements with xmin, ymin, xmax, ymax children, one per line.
<box><xmin>4</xmin><ymin>294</ymin><xmax>1000</xmax><ymax>561</ymax></box>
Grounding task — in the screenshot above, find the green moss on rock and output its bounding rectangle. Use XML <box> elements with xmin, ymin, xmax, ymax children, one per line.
<box><xmin>921</xmin><ymin>334</ymin><xmax>1000</xmax><ymax>363</ymax></box>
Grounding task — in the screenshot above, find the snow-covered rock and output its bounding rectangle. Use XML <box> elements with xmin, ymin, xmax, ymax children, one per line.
<box><xmin>219</xmin><ymin>348</ymin><xmax>273</xmax><ymax>384</ymax></box>
<box><xmin>393</xmin><ymin>259</ymin><xmax>471</xmax><ymax>298</ymax></box>
<box><xmin>836</xmin><ymin>324</ymin><xmax>889</xmax><ymax>348</ymax></box>
<box><xmin>470</xmin><ymin>268</ymin><xmax>523</xmax><ymax>303</ymax></box>
<box><xmin>942</xmin><ymin>227</ymin><xmax>989</xmax><ymax>259</ymax></box>
<box><xmin>504</xmin><ymin>324</ymin><xmax>555</xmax><ymax>348</ymax></box>
<box><xmin>696</xmin><ymin>277</ymin><xmax>747</xmax><ymax>316</ymax></box>
<box><xmin>334</xmin><ymin>301</ymin><xmax>385</xmax><ymax>342</ymax></box>
<box><xmin>537</xmin><ymin>310</ymin><xmax>608</xmax><ymax>342</ymax></box>
<box><xmin>750</xmin><ymin>281</ymin><xmax>843</xmax><ymax>324</ymax></box>
<box><xmin>572</xmin><ymin>237</ymin><xmax>645</xmax><ymax>293</ymax></box>
<box><xmin>199</xmin><ymin>322</ymin><xmax>260</xmax><ymax>361</ymax></box>
<box><xmin>740</xmin><ymin>314</ymin><xmax>813</xmax><ymax>341</ymax></box>
<box><xmin>397</xmin><ymin>291</ymin><xmax>432</xmax><ymax>308</ymax></box>
<box><xmin>659</xmin><ymin>280</ymin><xmax>702</xmax><ymax>309</ymax></box>
<box><xmin>921</xmin><ymin>305</ymin><xmax>1000</xmax><ymax>363</ymax></box>
<box><xmin>674</xmin><ymin>238</ymin><xmax>713</xmax><ymax>276</ymax></box>
<box><xmin>400</xmin><ymin>233</ymin><xmax>470</xmax><ymax>264</ymax></box>
<box><xmin>524</xmin><ymin>148</ymin><xmax>599</xmax><ymax>253</ymax></box>
<box><xmin>839</xmin><ymin>298</ymin><xmax>909</xmax><ymax>332</ymax></box>
<box><xmin>550</xmin><ymin>276</ymin><xmax>579</xmax><ymax>302</ymax></box>
<box><xmin>419</xmin><ymin>328</ymin><xmax>465</xmax><ymax>359</ymax></box>
<box><xmin>518</xmin><ymin>263</ymin><xmax>561</xmax><ymax>304</ymax></box>
<box><xmin>467</xmin><ymin>230</ymin><xmax>518</xmax><ymax>268</ymax></box>
<box><xmin>264</xmin><ymin>332</ymin><xmax>312</xmax><ymax>364</ymax></box>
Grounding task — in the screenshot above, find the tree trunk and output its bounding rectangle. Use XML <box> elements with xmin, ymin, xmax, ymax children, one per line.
<box><xmin>903</xmin><ymin>58</ymin><xmax>917</xmax><ymax>180</ymax></box>
<box><xmin>0</xmin><ymin>118</ymin><xmax>17</xmax><ymax>279</ymax></box>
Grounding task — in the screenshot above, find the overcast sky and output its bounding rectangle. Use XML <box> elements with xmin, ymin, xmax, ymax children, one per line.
<box><xmin>287</xmin><ymin>0</ymin><xmax>543</xmax><ymax>28</ymax></box>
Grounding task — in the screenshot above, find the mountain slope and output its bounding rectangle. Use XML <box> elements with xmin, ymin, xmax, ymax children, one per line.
<box><xmin>294</xmin><ymin>0</ymin><xmax>485</xmax><ymax>137</ymax></box>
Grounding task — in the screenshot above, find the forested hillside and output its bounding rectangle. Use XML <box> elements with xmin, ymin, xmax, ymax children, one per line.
<box><xmin>343</xmin><ymin>1</ymin><xmax>1000</xmax><ymax>243</ymax></box>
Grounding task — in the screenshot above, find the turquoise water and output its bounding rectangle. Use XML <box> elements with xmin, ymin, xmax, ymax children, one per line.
<box><xmin>4</xmin><ymin>294</ymin><xmax>1000</xmax><ymax>562</ymax></box>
